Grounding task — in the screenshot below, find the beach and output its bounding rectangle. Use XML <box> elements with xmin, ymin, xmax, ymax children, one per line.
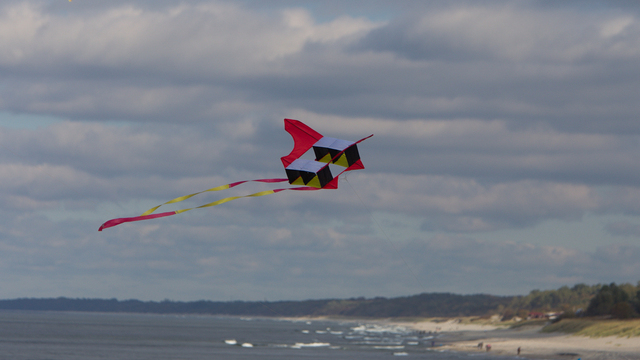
<box><xmin>392</xmin><ymin>319</ymin><xmax>640</xmax><ymax>360</ymax></box>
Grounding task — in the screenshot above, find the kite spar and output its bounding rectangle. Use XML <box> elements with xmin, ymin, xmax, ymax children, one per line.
<box><xmin>98</xmin><ymin>119</ymin><xmax>372</xmax><ymax>231</ymax></box>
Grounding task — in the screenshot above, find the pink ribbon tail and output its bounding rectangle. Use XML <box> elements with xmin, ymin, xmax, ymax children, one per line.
<box><xmin>98</xmin><ymin>211</ymin><xmax>177</xmax><ymax>231</ymax></box>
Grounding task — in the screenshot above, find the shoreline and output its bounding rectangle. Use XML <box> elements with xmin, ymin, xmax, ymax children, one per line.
<box><xmin>389</xmin><ymin>319</ymin><xmax>640</xmax><ymax>360</ymax></box>
<box><xmin>6</xmin><ymin>311</ymin><xmax>637</xmax><ymax>359</ymax></box>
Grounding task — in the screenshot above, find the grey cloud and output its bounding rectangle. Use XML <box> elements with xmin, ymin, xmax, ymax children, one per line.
<box><xmin>595</xmin><ymin>187</ymin><xmax>640</xmax><ymax>215</ymax></box>
<box><xmin>2</xmin><ymin>2</ymin><xmax>640</xmax><ymax>134</ymax></box>
<box><xmin>358</xmin><ymin>174</ymin><xmax>599</xmax><ymax>232</ymax></box>
<box><xmin>3</xmin><ymin>211</ymin><xmax>634</xmax><ymax>299</ymax></box>
<box><xmin>592</xmin><ymin>244</ymin><xmax>640</xmax><ymax>272</ymax></box>
<box><xmin>354</xmin><ymin>4</ymin><xmax>640</xmax><ymax>63</ymax></box>
<box><xmin>0</xmin><ymin>121</ymin><xmax>285</xmax><ymax>177</ymax></box>
<box><xmin>403</xmin><ymin>235</ymin><xmax>638</xmax><ymax>295</ymax></box>
<box><xmin>605</xmin><ymin>220</ymin><xmax>640</xmax><ymax>237</ymax></box>
<box><xmin>0</xmin><ymin>0</ymin><xmax>639</xmax><ymax>300</ymax></box>
<box><xmin>349</xmin><ymin>5</ymin><xmax>640</xmax><ymax>131</ymax></box>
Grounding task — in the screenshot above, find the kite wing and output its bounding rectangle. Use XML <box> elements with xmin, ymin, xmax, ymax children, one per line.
<box><xmin>281</xmin><ymin>118</ymin><xmax>372</xmax><ymax>189</ymax></box>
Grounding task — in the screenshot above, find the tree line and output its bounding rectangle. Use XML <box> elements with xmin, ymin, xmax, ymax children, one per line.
<box><xmin>0</xmin><ymin>293</ymin><xmax>513</xmax><ymax>318</ymax></box>
<box><xmin>0</xmin><ymin>281</ymin><xmax>637</xmax><ymax>319</ymax></box>
<box><xmin>582</xmin><ymin>282</ymin><xmax>640</xmax><ymax>319</ymax></box>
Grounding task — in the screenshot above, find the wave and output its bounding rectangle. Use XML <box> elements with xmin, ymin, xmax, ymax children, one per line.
<box><xmin>290</xmin><ymin>342</ymin><xmax>331</xmax><ymax>349</ymax></box>
<box><xmin>351</xmin><ymin>324</ymin><xmax>410</xmax><ymax>335</ymax></box>
<box><xmin>374</xmin><ymin>345</ymin><xmax>405</xmax><ymax>350</ymax></box>
<box><xmin>359</xmin><ymin>340</ymin><xmax>404</xmax><ymax>345</ymax></box>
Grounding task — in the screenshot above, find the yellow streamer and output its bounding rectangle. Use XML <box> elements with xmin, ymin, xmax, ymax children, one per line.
<box><xmin>174</xmin><ymin>190</ymin><xmax>277</xmax><ymax>214</ymax></box>
<box><xmin>140</xmin><ymin>183</ymin><xmax>236</xmax><ymax>216</ymax></box>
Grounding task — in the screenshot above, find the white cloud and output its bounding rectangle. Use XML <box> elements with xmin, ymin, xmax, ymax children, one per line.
<box><xmin>0</xmin><ymin>2</ymin><xmax>378</xmax><ymax>75</ymax></box>
<box><xmin>600</xmin><ymin>16</ymin><xmax>634</xmax><ymax>38</ymax></box>
<box><xmin>355</xmin><ymin>174</ymin><xmax>599</xmax><ymax>231</ymax></box>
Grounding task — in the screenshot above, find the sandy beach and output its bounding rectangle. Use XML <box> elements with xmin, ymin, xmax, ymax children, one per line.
<box><xmin>392</xmin><ymin>319</ymin><xmax>640</xmax><ymax>360</ymax></box>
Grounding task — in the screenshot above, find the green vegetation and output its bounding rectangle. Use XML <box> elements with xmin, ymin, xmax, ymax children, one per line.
<box><xmin>507</xmin><ymin>283</ymin><xmax>600</xmax><ymax>315</ymax></box>
<box><xmin>585</xmin><ymin>282</ymin><xmax>639</xmax><ymax>318</ymax></box>
<box><xmin>499</xmin><ymin>282</ymin><xmax>640</xmax><ymax>321</ymax></box>
<box><xmin>542</xmin><ymin>319</ymin><xmax>640</xmax><ymax>338</ymax></box>
<box><xmin>542</xmin><ymin>319</ymin><xmax>597</xmax><ymax>333</ymax></box>
<box><xmin>520</xmin><ymin>282</ymin><xmax>640</xmax><ymax>338</ymax></box>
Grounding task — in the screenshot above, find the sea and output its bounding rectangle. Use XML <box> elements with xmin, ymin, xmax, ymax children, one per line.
<box><xmin>0</xmin><ymin>310</ymin><xmax>523</xmax><ymax>360</ymax></box>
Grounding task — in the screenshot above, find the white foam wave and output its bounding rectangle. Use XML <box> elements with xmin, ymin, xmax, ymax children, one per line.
<box><xmin>290</xmin><ymin>342</ymin><xmax>331</xmax><ymax>349</ymax></box>
<box><xmin>241</xmin><ymin>343</ymin><xmax>253</xmax><ymax>348</ymax></box>
<box><xmin>224</xmin><ymin>339</ymin><xmax>237</xmax><ymax>345</ymax></box>
<box><xmin>393</xmin><ymin>352</ymin><xmax>409</xmax><ymax>356</ymax></box>
<box><xmin>351</xmin><ymin>324</ymin><xmax>410</xmax><ymax>335</ymax></box>
<box><xmin>361</xmin><ymin>340</ymin><xmax>404</xmax><ymax>346</ymax></box>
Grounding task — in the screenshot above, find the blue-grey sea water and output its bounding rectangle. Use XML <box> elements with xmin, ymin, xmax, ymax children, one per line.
<box><xmin>0</xmin><ymin>310</ymin><xmax>524</xmax><ymax>360</ymax></box>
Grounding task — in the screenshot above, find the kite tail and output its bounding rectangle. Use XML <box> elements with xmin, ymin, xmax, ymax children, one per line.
<box><xmin>98</xmin><ymin>179</ymin><xmax>318</xmax><ymax>231</ymax></box>
<box><xmin>140</xmin><ymin>178</ymin><xmax>289</xmax><ymax>216</ymax></box>
<box><xmin>98</xmin><ymin>211</ymin><xmax>177</xmax><ymax>231</ymax></box>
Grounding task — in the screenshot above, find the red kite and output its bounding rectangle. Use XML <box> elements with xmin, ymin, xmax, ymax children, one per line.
<box><xmin>99</xmin><ymin>119</ymin><xmax>372</xmax><ymax>231</ymax></box>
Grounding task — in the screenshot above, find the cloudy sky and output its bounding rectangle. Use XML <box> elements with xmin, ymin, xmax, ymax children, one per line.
<box><xmin>1</xmin><ymin>0</ymin><xmax>639</xmax><ymax>302</ymax></box>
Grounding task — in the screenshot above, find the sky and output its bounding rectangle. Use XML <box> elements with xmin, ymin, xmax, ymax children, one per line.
<box><xmin>1</xmin><ymin>0</ymin><xmax>639</xmax><ymax>302</ymax></box>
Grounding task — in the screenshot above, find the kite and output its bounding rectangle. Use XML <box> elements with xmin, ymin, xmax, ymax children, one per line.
<box><xmin>98</xmin><ymin>119</ymin><xmax>372</xmax><ymax>231</ymax></box>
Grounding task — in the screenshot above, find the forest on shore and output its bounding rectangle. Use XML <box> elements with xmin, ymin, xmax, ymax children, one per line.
<box><xmin>1</xmin><ymin>281</ymin><xmax>638</xmax><ymax>319</ymax></box>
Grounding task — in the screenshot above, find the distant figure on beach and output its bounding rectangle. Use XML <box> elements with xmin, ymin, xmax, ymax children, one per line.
<box><xmin>517</xmin><ymin>346</ymin><xmax>521</xmax><ymax>355</ymax></box>
<box><xmin>486</xmin><ymin>344</ymin><xmax>491</xmax><ymax>351</ymax></box>
<box><xmin>477</xmin><ymin>342</ymin><xmax>483</xmax><ymax>349</ymax></box>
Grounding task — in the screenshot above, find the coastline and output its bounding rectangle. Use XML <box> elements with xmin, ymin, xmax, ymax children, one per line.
<box><xmin>390</xmin><ymin>319</ymin><xmax>640</xmax><ymax>360</ymax></box>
